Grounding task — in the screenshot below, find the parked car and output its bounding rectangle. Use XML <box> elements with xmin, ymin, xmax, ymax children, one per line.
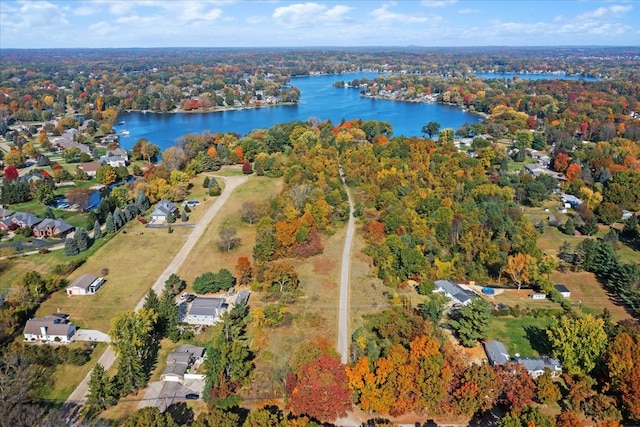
<box><xmin>181</xmin><ymin>200</ymin><xmax>200</xmax><ymax>207</ymax></box>
<box><xmin>185</xmin><ymin>393</ymin><xmax>199</xmax><ymax>400</ymax></box>
<box><xmin>186</xmin><ymin>294</ymin><xmax>196</xmax><ymax>303</ymax></box>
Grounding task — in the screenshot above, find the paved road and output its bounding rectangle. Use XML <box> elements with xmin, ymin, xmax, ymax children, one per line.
<box><xmin>62</xmin><ymin>175</ymin><xmax>248</xmax><ymax>411</ymax></box>
<box><xmin>337</xmin><ymin>167</ymin><xmax>355</xmax><ymax>365</ymax></box>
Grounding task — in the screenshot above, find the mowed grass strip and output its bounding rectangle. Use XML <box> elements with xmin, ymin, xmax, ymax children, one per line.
<box><xmin>35</xmin><ymin>220</ymin><xmax>191</xmax><ymax>332</ymax></box>
<box><xmin>486</xmin><ymin>316</ymin><xmax>553</xmax><ymax>358</ymax></box>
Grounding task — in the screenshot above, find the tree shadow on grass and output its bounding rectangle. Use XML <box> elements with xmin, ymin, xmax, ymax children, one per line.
<box><xmin>524</xmin><ymin>325</ymin><xmax>552</xmax><ymax>356</ymax></box>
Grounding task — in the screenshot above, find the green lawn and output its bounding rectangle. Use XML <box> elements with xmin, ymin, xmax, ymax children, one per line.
<box><xmin>486</xmin><ymin>316</ymin><xmax>553</xmax><ymax>358</ymax></box>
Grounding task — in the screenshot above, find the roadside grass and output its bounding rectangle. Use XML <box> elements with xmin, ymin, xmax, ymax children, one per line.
<box><xmin>35</xmin><ymin>220</ymin><xmax>190</xmax><ymax>332</ymax></box>
<box><xmin>551</xmin><ymin>271</ymin><xmax>633</xmax><ymax>321</ymax></box>
<box><xmin>149</xmin><ymin>338</ymin><xmax>181</xmax><ymax>382</ymax></box>
<box><xmin>486</xmin><ymin>316</ymin><xmax>553</xmax><ymax>358</ymax></box>
<box><xmin>39</xmin><ymin>342</ymin><xmax>108</xmax><ymax>404</ymax></box>
<box><xmin>99</xmin><ymin>390</ymin><xmax>146</xmax><ymax>423</ymax></box>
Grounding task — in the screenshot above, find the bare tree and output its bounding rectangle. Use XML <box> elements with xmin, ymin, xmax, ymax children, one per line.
<box><xmin>288</xmin><ymin>184</ymin><xmax>316</xmax><ymax>211</ymax></box>
<box><xmin>217</xmin><ymin>226</ymin><xmax>241</xmax><ymax>252</ymax></box>
<box><xmin>240</xmin><ymin>201</ymin><xmax>261</xmax><ymax>225</ymax></box>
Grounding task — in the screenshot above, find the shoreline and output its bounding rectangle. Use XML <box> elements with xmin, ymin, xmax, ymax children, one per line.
<box><xmin>122</xmin><ymin>101</ymin><xmax>299</xmax><ymax>116</ymax></box>
<box><xmin>361</xmin><ymin>93</ymin><xmax>490</xmax><ymax>120</ymax></box>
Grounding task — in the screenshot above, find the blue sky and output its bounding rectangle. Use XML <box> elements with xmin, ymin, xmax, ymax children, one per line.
<box><xmin>1</xmin><ymin>0</ymin><xmax>638</xmax><ymax>48</ymax></box>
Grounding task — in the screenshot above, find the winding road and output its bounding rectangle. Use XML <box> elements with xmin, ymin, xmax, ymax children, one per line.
<box><xmin>63</xmin><ymin>175</ymin><xmax>248</xmax><ymax>411</ymax></box>
<box><xmin>337</xmin><ymin>167</ymin><xmax>355</xmax><ymax>365</ymax></box>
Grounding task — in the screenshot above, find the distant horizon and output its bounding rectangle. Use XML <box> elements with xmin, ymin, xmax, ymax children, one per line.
<box><xmin>1</xmin><ymin>0</ymin><xmax>638</xmax><ymax>49</ymax></box>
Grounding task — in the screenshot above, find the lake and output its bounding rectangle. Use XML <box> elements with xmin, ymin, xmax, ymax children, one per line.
<box><xmin>116</xmin><ymin>72</ymin><xmax>482</xmax><ymax>150</ymax></box>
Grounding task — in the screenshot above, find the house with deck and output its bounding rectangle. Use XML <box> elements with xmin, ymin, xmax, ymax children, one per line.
<box><xmin>434</xmin><ymin>280</ymin><xmax>478</xmax><ymax>306</ymax></box>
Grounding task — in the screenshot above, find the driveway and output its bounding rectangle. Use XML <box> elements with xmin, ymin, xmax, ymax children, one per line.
<box><xmin>72</xmin><ymin>329</ymin><xmax>110</xmax><ymax>343</ymax></box>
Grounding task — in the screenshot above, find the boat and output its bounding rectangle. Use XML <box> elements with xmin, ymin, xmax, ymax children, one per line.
<box><xmin>117</xmin><ymin>121</ymin><xmax>125</xmax><ymax>125</ymax></box>
<box><xmin>121</xmin><ymin>130</ymin><xmax>130</xmax><ymax>136</ymax></box>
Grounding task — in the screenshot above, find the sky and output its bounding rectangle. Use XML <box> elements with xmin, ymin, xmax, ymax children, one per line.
<box><xmin>1</xmin><ymin>0</ymin><xmax>638</xmax><ymax>49</ymax></box>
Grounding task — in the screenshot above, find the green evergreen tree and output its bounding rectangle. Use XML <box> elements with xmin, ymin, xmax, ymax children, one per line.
<box><xmin>44</xmin><ymin>206</ymin><xmax>55</xmax><ymax>219</ymax></box>
<box><xmin>93</xmin><ymin>220</ymin><xmax>102</xmax><ymax>239</ymax></box>
<box><xmin>180</xmin><ymin>210</ymin><xmax>188</xmax><ymax>222</ymax></box>
<box><xmin>203</xmin><ymin>176</ymin><xmax>210</xmax><ymax>188</ymax></box>
<box><xmin>166</xmin><ymin>210</ymin><xmax>176</xmax><ymax>224</ymax></box>
<box><xmin>74</xmin><ymin>227</ymin><xmax>90</xmax><ymax>252</ymax></box>
<box><xmin>105</xmin><ymin>212</ymin><xmax>115</xmax><ymax>233</ymax></box>
<box><xmin>449</xmin><ymin>298</ymin><xmax>492</xmax><ymax>347</ymax></box>
<box><xmin>135</xmin><ymin>190</ymin><xmax>150</xmax><ymax>212</ymax></box>
<box><xmin>84</xmin><ymin>363</ymin><xmax>114</xmax><ymax>417</ymax></box>
<box><xmin>64</xmin><ymin>237</ymin><xmax>79</xmax><ymax>256</ymax></box>
<box><xmin>564</xmin><ymin>217</ymin><xmax>575</xmax><ymax>235</ymax></box>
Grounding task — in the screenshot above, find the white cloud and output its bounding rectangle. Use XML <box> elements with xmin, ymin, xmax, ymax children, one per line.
<box><xmin>458</xmin><ymin>8</ymin><xmax>480</xmax><ymax>14</ymax></box>
<box><xmin>577</xmin><ymin>4</ymin><xmax>632</xmax><ymax>19</ymax></box>
<box><xmin>371</xmin><ymin>3</ymin><xmax>430</xmax><ymax>23</ymax></box>
<box><xmin>272</xmin><ymin>2</ymin><xmax>353</xmax><ymax>28</ymax></box>
<box><xmin>421</xmin><ymin>0</ymin><xmax>457</xmax><ymax>7</ymax></box>
<box><xmin>12</xmin><ymin>1</ymin><xmax>69</xmax><ymax>29</ymax></box>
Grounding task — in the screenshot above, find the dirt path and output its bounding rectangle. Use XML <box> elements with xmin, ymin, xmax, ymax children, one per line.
<box><xmin>337</xmin><ymin>167</ymin><xmax>355</xmax><ymax>364</ymax></box>
<box><xmin>62</xmin><ymin>175</ymin><xmax>248</xmax><ymax>411</ymax></box>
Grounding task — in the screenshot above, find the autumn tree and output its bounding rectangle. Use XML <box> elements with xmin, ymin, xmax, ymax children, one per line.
<box><xmin>496</xmin><ymin>363</ymin><xmax>537</xmax><ymax>412</ymax></box>
<box><xmin>536</xmin><ymin>368</ymin><xmax>561</xmax><ymax>405</ymax></box>
<box><xmin>451</xmin><ymin>363</ymin><xmax>500</xmax><ymax>417</ymax></box>
<box><xmin>605</xmin><ymin>331</ymin><xmax>640</xmax><ymax>421</ymax></box>
<box><xmin>235</xmin><ymin>256</ymin><xmax>253</xmax><ymax>286</ymax></box>
<box><xmin>504</xmin><ymin>253</ymin><xmax>537</xmax><ymax>292</ymax></box>
<box><xmin>217</xmin><ymin>226</ymin><xmax>241</xmax><ymax>252</ymax></box>
<box><xmin>547</xmin><ymin>314</ymin><xmax>607</xmax><ymax>375</ymax></box>
<box><xmin>264</xmin><ymin>261</ymin><xmax>299</xmax><ymax>294</ymax></box>
<box><xmin>287</xmin><ymin>354</ymin><xmax>351</xmax><ymax>423</ymax></box>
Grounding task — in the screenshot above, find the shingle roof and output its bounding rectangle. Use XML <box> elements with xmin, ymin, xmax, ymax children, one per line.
<box><xmin>554</xmin><ymin>284</ymin><xmax>570</xmax><ymax>293</ymax></box>
<box><xmin>483</xmin><ymin>340</ymin><xmax>510</xmax><ymax>366</ymax></box>
<box><xmin>188</xmin><ymin>297</ymin><xmax>225</xmax><ymax>316</ymax></box>
<box><xmin>11</xmin><ymin>212</ymin><xmax>42</xmax><ymax>227</ymax></box>
<box><xmin>24</xmin><ymin>317</ymin><xmax>75</xmax><ymax>337</ymax></box>
<box><xmin>33</xmin><ymin>218</ymin><xmax>74</xmax><ymax>235</ymax></box>
<box><xmin>68</xmin><ymin>274</ymin><xmax>100</xmax><ymax>291</ymax></box>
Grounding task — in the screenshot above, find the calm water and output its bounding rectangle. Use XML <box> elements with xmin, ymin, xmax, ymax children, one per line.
<box><xmin>475</xmin><ymin>72</ymin><xmax>599</xmax><ymax>81</ymax></box>
<box><xmin>116</xmin><ymin>73</ymin><xmax>482</xmax><ymax>150</ymax></box>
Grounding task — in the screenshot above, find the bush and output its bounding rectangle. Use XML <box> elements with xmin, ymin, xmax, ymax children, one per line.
<box><xmin>242</xmin><ymin>161</ymin><xmax>253</xmax><ymax>174</ymax></box>
<box><xmin>416</xmin><ymin>280</ymin><xmax>435</xmax><ymax>295</ymax></box>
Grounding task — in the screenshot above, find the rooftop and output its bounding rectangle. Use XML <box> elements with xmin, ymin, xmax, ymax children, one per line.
<box><xmin>188</xmin><ymin>297</ymin><xmax>226</xmax><ymax>316</ymax></box>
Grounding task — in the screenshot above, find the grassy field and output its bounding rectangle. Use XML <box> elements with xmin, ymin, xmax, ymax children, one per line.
<box><xmin>39</xmin><ymin>342</ymin><xmax>108</xmax><ymax>404</ymax></box>
<box><xmin>34</xmin><ymin>219</ymin><xmax>190</xmax><ymax>332</ymax></box>
<box><xmin>486</xmin><ymin>316</ymin><xmax>553</xmax><ymax>358</ymax></box>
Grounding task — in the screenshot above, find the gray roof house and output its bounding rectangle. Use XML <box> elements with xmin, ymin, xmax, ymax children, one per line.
<box><xmin>483</xmin><ymin>340</ymin><xmax>510</xmax><ymax>366</ymax></box>
<box><xmin>99</xmin><ymin>155</ymin><xmax>128</xmax><ymax>167</ymax></box>
<box><xmin>10</xmin><ymin>212</ymin><xmax>42</xmax><ymax>228</ymax></box>
<box><xmin>554</xmin><ymin>284</ymin><xmax>571</xmax><ymax>298</ymax></box>
<box><xmin>561</xmin><ymin>194</ymin><xmax>583</xmax><ymax>208</ymax></box>
<box><xmin>514</xmin><ymin>356</ymin><xmax>562</xmax><ymax>378</ymax></box>
<box><xmin>186</xmin><ymin>297</ymin><xmax>227</xmax><ymax>325</ymax></box>
<box><xmin>24</xmin><ymin>314</ymin><xmax>76</xmax><ymax>344</ymax></box>
<box><xmin>0</xmin><ymin>205</ymin><xmax>15</xmax><ymax>219</ymax></box>
<box><xmin>151</xmin><ymin>199</ymin><xmax>179</xmax><ymax>222</ymax></box>
<box><xmin>66</xmin><ymin>274</ymin><xmax>105</xmax><ymax>296</ymax></box>
<box><xmin>161</xmin><ymin>344</ymin><xmax>206</xmax><ymax>382</ymax></box>
<box><xmin>434</xmin><ymin>280</ymin><xmax>477</xmax><ymax>306</ymax></box>
<box><xmin>106</xmin><ymin>147</ymin><xmax>129</xmax><ymax>160</ymax></box>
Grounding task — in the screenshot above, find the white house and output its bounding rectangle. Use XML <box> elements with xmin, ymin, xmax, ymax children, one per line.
<box><xmin>554</xmin><ymin>284</ymin><xmax>571</xmax><ymax>298</ymax></box>
<box><xmin>99</xmin><ymin>155</ymin><xmax>128</xmax><ymax>167</ymax></box>
<box><xmin>24</xmin><ymin>314</ymin><xmax>76</xmax><ymax>343</ymax></box>
<box><xmin>433</xmin><ymin>280</ymin><xmax>477</xmax><ymax>306</ymax></box>
<box><xmin>151</xmin><ymin>199</ymin><xmax>179</xmax><ymax>222</ymax></box>
<box><xmin>186</xmin><ymin>297</ymin><xmax>227</xmax><ymax>325</ymax></box>
<box><xmin>514</xmin><ymin>356</ymin><xmax>563</xmax><ymax>379</ymax></box>
<box><xmin>66</xmin><ymin>274</ymin><xmax>105</xmax><ymax>296</ymax></box>
<box><xmin>529</xmin><ymin>293</ymin><xmax>547</xmax><ymax>300</ymax></box>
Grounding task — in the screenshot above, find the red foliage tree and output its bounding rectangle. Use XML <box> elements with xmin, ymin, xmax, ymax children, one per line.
<box><xmin>3</xmin><ymin>165</ymin><xmax>19</xmax><ymax>182</ymax></box>
<box><xmin>566</xmin><ymin>163</ymin><xmax>582</xmax><ymax>182</ymax></box>
<box><xmin>556</xmin><ymin>411</ymin><xmax>588</xmax><ymax>427</ymax></box>
<box><xmin>242</xmin><ymin>161</ymin><xmax>253</xmax><ymax>174</ymax></box>
<box><xmin>496</xmin><ymin>363</ymin><xmax>536</xmax><ymax>413</ymax></box>
<box><xmin>554</xmin><ymin>152</ymin><xmax>571</xmax><ymax>173</ymax></box>
<box><xmin>235</xmin><ymin>256</ymin><xmax>253</xmax><ymax>286</ymax></box>
<box><xmin>287</xmin><ymin>354</ymin><xmax>352</xmax><ymax>423</ymax></box>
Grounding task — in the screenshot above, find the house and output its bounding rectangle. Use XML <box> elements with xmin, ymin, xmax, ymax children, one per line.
<box><xmin>23</xmin><ymin>314</ymin><xmax>76</xmax><ymax>343</ymax></box>
<box><xmin>524</xmin><ymin>164</ymin><xmax>566</xmax><ymax>181</ymax></box>
<box><xmin>483</xmin><ymin>340</ymin><xmax>510</xmax><ymax>366</ymax></box>
<box><xmin>32</xmin><ymin>218</ymin><xmax>75</xmax><ymax>238</ymax></box>
<box><xmin>554</xmin><ymin>284</ymin><xmax>571</xmax><ymax>298</ymax></box>
<box><xmin>151</xmin><ymin>199</ymin><xmax>179</xmax><ymax>222</ymax></box>
<box><xmin>79</xmin><ymin>161</ymin><xmax>101</xmax><ymax>177</ymax></box>
<box><xmin>10</xmin><ymin>212</ymin><xmax>42</xmax><ymax>228</ymax></box>
<box><xmin>0</xmin><ymin>205</ymin><xmax>15</xmax><ymax>219</ymax></box>
<box><xmin>622</xmin><ymin>210</ymin><xmax>634</xmax><ymax>220</ymax></box>
<box><xmin>433</xmin><ymin>280</ymin><xmax>478</xmax><ymax>306</ymax></box>
<box><xmin>106</xmin><ymin>147</ymin><xmax>129</xmax><ymax>160</ymax></box>
<box><xmin>561</xmin><ymin>194</ymin><xmax>583</xmax><ymax>208</ymax></box>
<box><xmin>529</xmin><ymin>293</ymin><xmax>547</xmax><ymax>300</ymax></box>
<box><xmin>186</xmin><ymin>297</ymin><xmax>227</xmax><ymax>325</ymax></box>
<box><xmin>66</xmin><ymin>274</ymin><xmax>105</xmax><ymax>295</ymax></box>
<box><xmin>161</xmin><ymin>344</ymin><xmax>206</xmax><ymax>382</ymax></box>
<box><xmin>99</xmin><ymin>155</ymin><xmax>128</xmax><ymax>167</ymax></box>
<box><xmin>514</xmin><ymin>356</ymin><xmax>562</xmax><ymax>379</ymax></box>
